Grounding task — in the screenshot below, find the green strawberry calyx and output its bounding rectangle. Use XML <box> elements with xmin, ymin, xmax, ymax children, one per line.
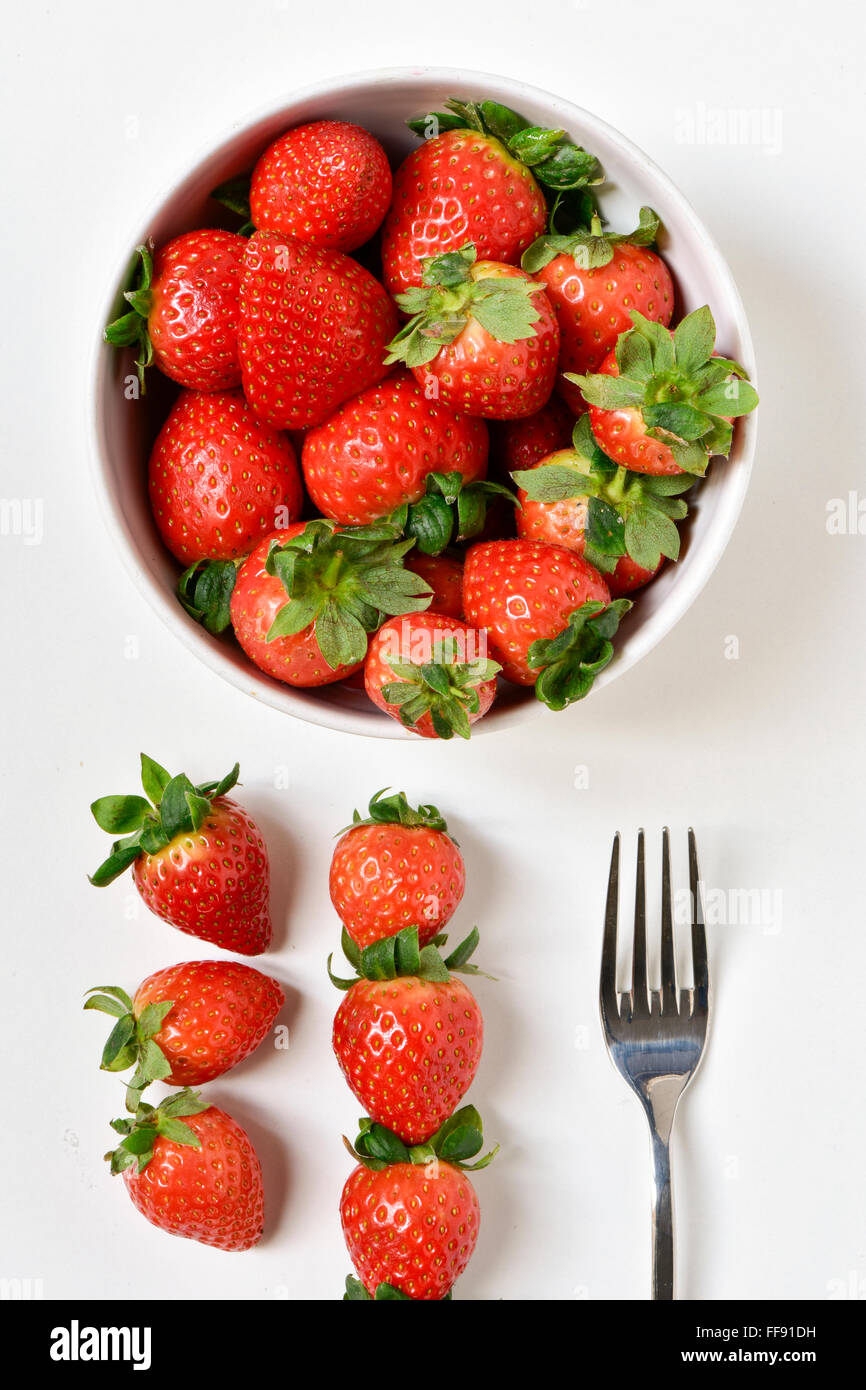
<box><xmin>343</xmin><ymin>1276</ymin><xmax>452</xmax><ymax>1301</ymax></box>
<box><xmin>328</xmin><ymin>923</ymin><xmax>492</xmax><ymax>991</ymax></box>
<box><xmin>177</xmin><ymin>558</ymin><xmax>240</xmax><ymax>634</ymax></box>
<box><xmin>264</xmin><ymin>519</ymin><xmax>432</xmax><ymax>671</ymax></box>
<box><xmin>84</xmin><ymin>985</ymin><xmax>174</xmax><ymax>1113</ymax></box>
<box><xmin>522</xmin><ymin>206</ymin><xmax>661</xmax><ymax>274</ymax></box>
<box><xmin>89</xmin><ymin>753</ymin><xmax>240</xmax><ymax>887</ymax></box>
<box><xmin>407</xmin><ymin>98</ymin><xmax>603</xmax><ymax>198</ymax></box>
<box><xmin>103</xmin><ymin>244</ymin><xmax>155</xmax><ymax>392</ymax></box>
<box><xmin>380</xmin><ymin>628</ymin><xmax>501</xmax><ymax>740</ymax></box>
<box><xmin>390</xmin><ymin>469</ymin><xmax>516</xmax><ymax>556</ymax></box>
<box><xmin>512</xmin><ymin>414</ymin><xmax>695</xmax><ymax>573</ymax></box>
<box><xmin>210</xmin><ymin>175</ymin><xmax>254</xmax><ymax>236</ymax></box>
<box><xmin>529</xmin><ymin>599</ymin><xmax>633</xmax><ymax>711</ymax></box>
<box><xmin>338</xmin><ymin>787</ymin><xmax>450</xmax><ymax>835</ymax></box>
<box><xmin>344</xmin><ymin>1104</ymin><xmax>499</xmax><ymax>1174</ymax></box>
<box><xmin>385</xmin><ymin>244</ymin><xmax>543</xmax><ymax>370</ymax></box>
<box><xmin>105</xmin><ymin>1089</ymin><xmax>209</xmax><ymax>1176</ymax></box>
<box><xmin>567</xmin><ymin>306</ymin><xmax>759</xmax><ymax>477</ymax></box>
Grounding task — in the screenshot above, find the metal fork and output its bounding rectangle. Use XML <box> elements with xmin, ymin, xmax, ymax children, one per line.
<box><xmin>599</xmin><ymin>828</ymin><xmax>710</xmax><ymax>1300</ymax></box>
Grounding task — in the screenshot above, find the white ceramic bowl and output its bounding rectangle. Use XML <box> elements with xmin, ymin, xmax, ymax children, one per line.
<box><xmin>90</xmin><ymin>66</ymin><xmax>757</xmax><ymax>739</ymax></box>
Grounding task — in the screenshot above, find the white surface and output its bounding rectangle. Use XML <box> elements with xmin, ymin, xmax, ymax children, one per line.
<box><xmin>1</xmin><ymin>0</ymin><xmax>864</xmax><ymax>1301</ymax></box>
<box><xmin>90</xmin><ymin>67</ymin><xmax>757</xmax><ymax>737</ymax></box>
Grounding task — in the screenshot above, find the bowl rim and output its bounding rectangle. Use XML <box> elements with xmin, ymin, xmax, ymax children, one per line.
<box><xmin>88</xmin><ymin>64</ymin><xmax>757</xmax><ymax>739</ymax></box>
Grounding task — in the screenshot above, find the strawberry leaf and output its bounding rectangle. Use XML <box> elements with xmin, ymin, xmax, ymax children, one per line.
<box><xmin>340</xmin><ymin>789</ymin><xmax>450</xmax><ymax>835</ymax></box>
<box><xmin>529</xmin><ymin>599</ymin><xmax>632</xmax><ymax>710</ymax></box>
<box><xmin>568</xmin><ymin>373</ymin><xmax>645</xmax><ymax>410</ymax></box>
<box><xmin>585</xmin><ymin>496</ymin><xmax>626</xmax><ymax>558</ymax></box>
<box><xmin>346</xmin><ymin>1104</ymin><xmax>498</xmax><ymax>1174</ymax></box>
<box><xmin>140</xmin><ymin>754</ymin><xmax>171</xmax><ymax>805</ymax></box>
<box><xmin>469</xmin><ymin>279</ymin><xmax>540</xmax><ymax>343</ymax></box>
<box><xmin>103</xmin><ymin>245</ymin><xmax>154</xmax><ymax>393</ymax></box>
<box><xmin>571</xmin><ymin>306</ymin><xmax>758</xmax><ymax>474</ymax></box>
<box><xmin>264</xmin><ymin>520</ymin><xmax>432</xmax><ymax>670</ymax></box>
<box><xmin>89</xmin><ymin>758</ymin><xmax>241</xmax><ymax>884</ymax></box>
<box><xmin>387</xmin><ymin>242</ymin><xmax>542</xmax><ymax>370</ymax></box>
<box><xmin>672</xmin><ymin>304</ymin><xmax>715</xmax><ymax>374</ymax></box>
<box><xmin>90</xmin><ymin>795</ymin><xmax>152</xmax><ymax>835</ymax></box>
<box><xmin>211</xmin><ymin>174</ymin><xmax>251</xmax><ymax>221</ymax></box>
<box><xmin>177</xmin><ymin>559</ymin><xmax>237</xmax><ymax>635</ymax></box>
<box><xmin>344</xmin><ymin>1276</ymin><xmax>373</xmax><ymax>1300</ymax></box>
<box><xmin>328</xmin><ymin>923</ymin><xmax>488</xmax><ymax>990</ymax></box>
<box><xmin>522</xmin><ymin>206</ymin><xmax>659</xmax><ymax>273</ymax></box>
<box><xmin>381</xmin><ymin>636</ymin><xmax>501</xmax><ymax>739</ymax></box>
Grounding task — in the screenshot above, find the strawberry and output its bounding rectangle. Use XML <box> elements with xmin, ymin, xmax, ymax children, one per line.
<box><xmin>404</xmin><ymin>551</ymin><xmax>464</xmax><ymax>618</ymax></box>
<box><xmin>340</xmin><ymin>1107</ymin><xmax>496</xmax><ymax>1299</ymax></box>
<box><xmin>463</xmin><ymin>538</ymin><xmax>630</xmax><ymax>708</ymax></box>
<box><xmin>229</xmin><ymin>519</ymin><xmax>432</xmax><ymax>686</ymax></box>
<box><xmin>382</xmin><ymin>97</ymin><xmax>602</xmax><ymax>295</ymax></box>
<box><xmin>107</xmin><ymin>1090</ymin><xmax>263</xmax><ymax>1251</ymax></box>
<box><xmin>104</xmin><ymin>232</ymin><xmax>245</xmax><ymax>392</ymax></box>
<box><xmin>523</xmin><ymin>209</ymin><xmax>674</xmax><ymax>413</ymax></box>
<box><xmin>249</xmin><ymin>120</ymin><xmax>392</xmax><ymax>252</ymax></box>
<box><xmin>84</xmin><ymin>962</ymin><xmax>284</xmax><ymax>1103</ymax></box>
<box><xmin>331</xmin><ymin>923</ymin><xmax>485</xmax><ymax>1144</ymax></box>
<box><xmin>330</xmin><ymin>789</ymin><xmax>465</xmax><ymax>951</ymax></box>
<box><xmin>238</xmin><ymin>230</ymin><xmax>397</xmax><ymax>430</ymax></box>
<box><xmin>89</xmin><ymin>755</ymin><xmax>271</xmax><ymax>955</ymax></box>
<box><xmin>569</xmin><ymin>306</ymin><xmax>759</xmax><ymax>477</ymax></box>
<box><xmin>606</xmin><ymin>554</ymin><xmax>660</xmax><ymax>598</ymax></box>
<box><xmin>491</xmin><ymin>394</ymin><xmax>576</xmax><ymax>477</ymax></box>
<box><xmin>512</xmin><ymin>413</ymin><xmax>694</xmax><ymax>595</ymax></box>
<box><xmin>386</xmin><ymin>246</ymin><xmax>559</xmax><ymax>419</ymax></box>
<box><xmin>301</xmin><ymin>371</ymin><xmax>489</xmax><ymax>528</ymax></box>
<box><xmin>147</xmin><ymin>389</ymin><xmax>302</xmax><ymax>565</ymax></box>
<box><xmin>365</xmin><ymin>611</ymin><xmax>500</xmax><ymax>739</ymax></box>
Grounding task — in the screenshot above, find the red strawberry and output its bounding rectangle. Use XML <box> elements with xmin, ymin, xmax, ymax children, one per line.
<box><xmin>404</xmin><ymin>551</ymin><xmax>464</xmax><ymax>618</ymax></box>
<box><xmin>386</xmin><ymin>247</ymin><xmax>559</xmax><ymax>419</ymax></box>
<box><xmin>301</xmin><ymin>371</ymin><xmax>489</xmax><ymax>525</ymax></box>
<box><xmin>334</xmin><ymin>977</ymin><xmax>482</xmax><ymax>1145</ymax></box>
<box><xmin>491</xmin><ymin>394</ymin><xmax>576</xmax><ymax>477</ymax></box>
<box><xmin>148</xmin><ymin>389</ymin><xmax>302</xmax><ymax>565</ymax></box>
<box><xmin>340</xmin><ymin>1107</ymin><xmax>495</xmax><ymax>1300</ymax></box>
<box><xmin>332</xmin><ymin>923</ymin><xmax>486</xmax><ymax>1143</ymax></box>
<box><xmin>250</xmin><ymin>120</ymin><xmax>392</xmax><ymax>253</ymax></box>
<box><xmin>515</xmin><ymin>469</ymin><xmax>663</xmax><ymax>596</ymax></box>
<box><xmin>230</xmin><ymin>520</ymin><xmax>432</xmax><ymax>687</ymax></box>
<box><xmin>365</xmin><ymin>611</ymin><xmax>499</xmax><ymax>739</ymax></box>
<box><xmin>381</xmin><ymin>98</ymin><xmax>602</xmax><ymax>296</ymax></box>
<box><xmin>85</xmin><ymin>962</ymin><xmax>284</xmax><ymax>1099</ymax></box>
<box><xmin>108</xmin><ymin>1090</ymin><xmax>263</xmax><ymax>1251</ymax></box>
<box><xmin>463</xmin><ymin>538</ymin><xmax>629</xmax><ymax>708</ymax></box>
<box><xmin>511</xmin><ymin>414</ymin><xmax>692</xmax><ymax>596</ymax></box>
<box><xmin>524</xmin><ymin>209</ymin><xmax>674</xmax><ymax>413</ymax></box>
<box><xmin>89</xmin><ymin>755</ymin><xmax>271</xmax><ymax>955</ymax></box>
<box><xmin>570</xmin><ymin>306</ymin><xmax>759</xmax><ymax>478</ymax></box>
<box><xmin>238</xmin><ymin>230</ymin><xmax>397</xmax><ymax>430</ymax></box>
<box><xmin>330</xmin><ymin>789</ymin><xmax>464</xmax><ymax>951</ymax></box>
<box><xmin>104</xmin><ymin>232</ymin><xmax>245</xmax><ymax>392</ymax></box>
<box><xmin>607</xmin><ymin>554</ymin><xmax>660</xmax><ymax>597</ymax></box>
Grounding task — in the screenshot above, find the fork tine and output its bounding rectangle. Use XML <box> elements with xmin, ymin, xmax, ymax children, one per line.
<box><xmin>660</xmin><ymin>826</ymin><xmax>677</xmax><ymax>1008</ymax></box>
<box><xmin>631</xmin><ymin>828</ymin><xmax>648</xmax><ymax>1008</ymax></box>
<box><xmin>600</xmin><ymin>832</ymin><xmax>620</xmax><ymax>1017</ymax></box>
<box><xmin>688</xmin><ymin>828</ymin><xmax>709</xmax><ymax>996</ymax></box>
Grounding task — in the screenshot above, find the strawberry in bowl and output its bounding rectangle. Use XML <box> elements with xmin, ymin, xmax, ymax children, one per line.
<box><xmin>365</xmin><ymin>611</ymin><xmax>500</xmax><ymax>738</ymax></box>
<box><xmin>95</xmin><ymin>71</ymin><xmax>759</xmax><ymax>736</ymax></box>
<box><xmin>385</xmin><ymin>245</ymin><xmax>560</xmax><ymax>419</ymax></box>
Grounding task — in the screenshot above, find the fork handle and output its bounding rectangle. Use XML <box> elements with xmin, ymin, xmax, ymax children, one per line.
<box><xmin>649</xmin><ymin>1127</ymin><xmax>674</xmax><ymax>1299</ymax></box>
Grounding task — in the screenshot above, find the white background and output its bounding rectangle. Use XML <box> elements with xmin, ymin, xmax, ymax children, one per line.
<box><xmin>2</xmin><ymin>0</ymin><xmax>864</xmax><ymax>1301</ymax></box>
